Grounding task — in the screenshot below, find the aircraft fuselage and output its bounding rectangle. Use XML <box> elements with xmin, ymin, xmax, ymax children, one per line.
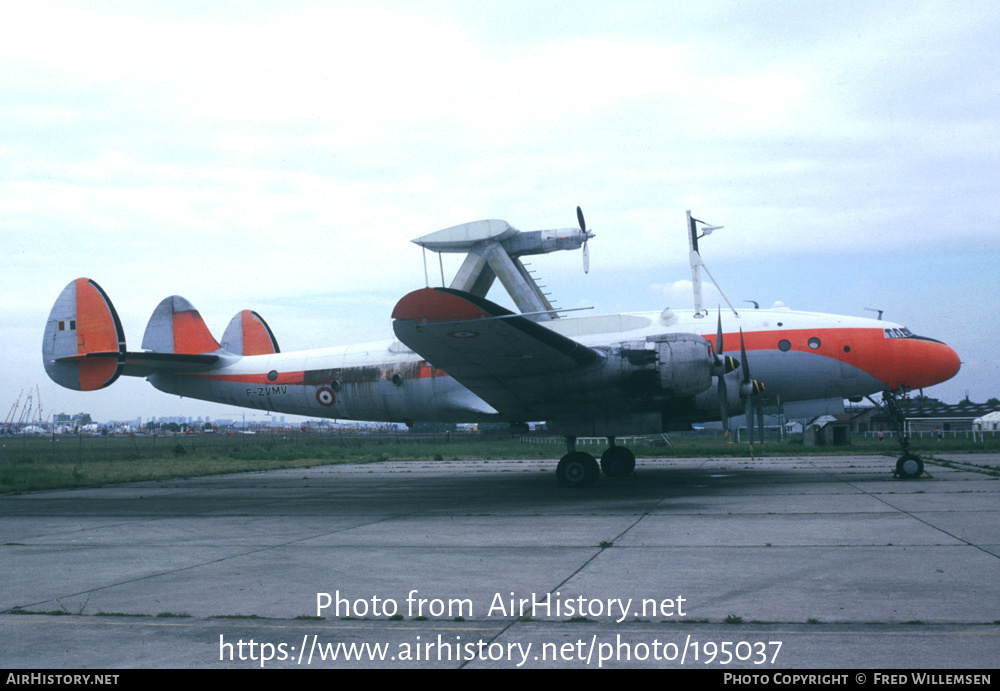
<box><xmin>146</xmin><ymin>305</ymin><xmax>960</xmax><ymax>432</ymax></box>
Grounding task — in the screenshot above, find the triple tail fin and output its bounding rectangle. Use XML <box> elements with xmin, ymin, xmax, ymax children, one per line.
<box><xmin>42</xmin><ymin>278</ymin><xmax>127</xmax><ymax>391</ymax></box>
<box><xmin>221</xmin><ymin>310</ymin><xmax>280</xmax><ymax>356</ymax></box>
<box><xmin>44</xmin><ymin>279</ymin><xmax>225</xmax><ymax>392</ymax></box>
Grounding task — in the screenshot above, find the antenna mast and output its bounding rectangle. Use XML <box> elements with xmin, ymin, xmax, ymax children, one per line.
<box><xmin>686</xmin><ymin>210</ymin><xmax>738</xmax><ymax>318</ymax></box>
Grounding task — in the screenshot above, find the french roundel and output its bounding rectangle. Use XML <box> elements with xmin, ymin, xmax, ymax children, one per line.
<box><xmin>316</xmin><ymin>386</ymin><xmax>336</xmax><ymax>406</ymax></box>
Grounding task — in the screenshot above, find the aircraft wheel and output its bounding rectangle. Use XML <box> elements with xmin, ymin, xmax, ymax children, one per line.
<box><xmin>557</xmin><ymin>452</ymin><xmax>600</xmax><ymax>488</ymax></box>
<box><xmin>600</xmin><ymin>446</ymin><xmax>636</xmax><ymax>477</ymax></box>
<box><xmin>895</xmin><ymin>453</ymin><xmax>924</xmax><ymax>479</ymax></box>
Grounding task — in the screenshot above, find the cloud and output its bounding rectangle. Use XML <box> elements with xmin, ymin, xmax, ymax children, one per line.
<box><xmin>3</xmin><ymin>2</ymin><xmax>999</xmax><ymax>419</ymax></box>
<box><xmin>649</xmin><ymin>279</ymin><xmax>726</xmax><ymax>312</ymax></box>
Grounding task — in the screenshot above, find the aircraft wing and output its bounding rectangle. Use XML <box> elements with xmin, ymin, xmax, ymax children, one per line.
<box><xmin>392</xmin><ymin>288</ymin><xmax>601</xmax><ymax>420</ymax></box>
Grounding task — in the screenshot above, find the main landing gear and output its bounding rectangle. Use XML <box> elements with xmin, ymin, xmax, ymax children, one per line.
<box><xmin>556</xmin><ymin>436</ymin><xmax>636</xmax><ymax>487</ymax></box>
<box><xmin>870</xmin><ymin>390</ymin><xmax>925</xmax><ymax>480</ymax></box>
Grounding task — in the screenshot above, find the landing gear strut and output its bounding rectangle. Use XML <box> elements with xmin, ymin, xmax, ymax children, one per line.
<box><xmin>871</xmin><ymin>390</ymin><xmax>925</xmax><ymax>480</ymax></box>
<box><xmin>557</xmin><ymin>436</ymin><xmax>636</xmax><ymax>487</ymax></box>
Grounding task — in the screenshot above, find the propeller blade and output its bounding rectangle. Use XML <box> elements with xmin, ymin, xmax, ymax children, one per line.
<box><xmin>716</xmin><ymin>310</ymin><xmax>724</xmax><ymax>363</ymax></box>
<box><xmin>719</xmin><ymin>373</ymin><xmax>730</xmax><ymax>441</ymax></box>
<box><xmin>740</xmin><ymin>329</ymin><xmax>750</xmax><ymax>385</ymax></box>
<box><xmin>738</xmin><ymin>328</ymin><xmax>767</xmax><ymax>449</ymax></box>
<box><xmin>757</xmin><ymin>404</ymin><xmax>766</xmax><ymax>450</ymax></box>
<box><xmin>715</xmin><ymin>309</ymin><xmax>729</xmax><ymax>440</ymax></box>
<box><xmin>576</xmin><ymin>206</ymin><xmax>592</xmax><ymax>274</ymax></box>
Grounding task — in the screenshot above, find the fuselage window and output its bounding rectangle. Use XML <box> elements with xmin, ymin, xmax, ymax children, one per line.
<box><xmin>808</xmin><ymin>337</ymin><xmax>821</xmax><ymax>349</ymax></box>
<box><xmin>778</xmin><ymin>339</ymin><xmax>791</xmax><ymax>352</ymax></box>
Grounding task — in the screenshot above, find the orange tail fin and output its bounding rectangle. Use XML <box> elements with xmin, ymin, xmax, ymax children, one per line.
<box><xmin>141</xmin><ymin>295</ymin><xmax>221</xmax><ymax>355</ymax></box>
<box><xmin>42</xmin><ymin>278</ymin><xmax>126</xmax><ymax>391</ymax></box>
<box><xmin>221</xmin><ymin>310</ymin><xmax>280</xmax><ymax>356</ymax></box>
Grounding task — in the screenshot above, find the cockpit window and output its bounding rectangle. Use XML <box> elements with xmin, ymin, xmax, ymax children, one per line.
<box><xmin>884</xmin><ymin>327</ymin><xmax>913</xmax><ymax>338</ymax></box>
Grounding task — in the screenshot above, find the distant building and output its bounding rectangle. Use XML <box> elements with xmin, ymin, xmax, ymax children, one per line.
<box><xmin>804</xmin><ymin>416</ymin><xmax>851</xmax><ymax>446</ymax></box>
<box><xmin>53</xmin><ymin>412</ymin><xmax>92</xmax><ymax>426</ymax></box>
<box><xmin>974</xmin><ymin>411</ymin><xmax>1000</xmax><ymax>432</ymax></box>
<box><xmin>848</xmin><ymin>400</ymin><xmax>998</xmax><ymax>434</ymax></box>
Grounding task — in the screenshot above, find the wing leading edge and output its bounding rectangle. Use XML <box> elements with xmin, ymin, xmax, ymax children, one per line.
<box><xmin>391</xmin><ymin>287</ymin><xmax>601</xmax><ymax>420</ymax></box>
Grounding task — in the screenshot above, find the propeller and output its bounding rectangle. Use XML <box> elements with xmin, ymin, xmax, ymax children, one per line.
<box><xmin>738</xmin><ymin>328</ymin><xmax>766</xmax><ymax>451</ymax></box>
<box><xmin>576</xmin><ymin>206</ymin><xmax>594</xmax><ymax>274</ymax></box>
<box><xmin>713</xmin><ymin>310</ymin><xmax>739</xmax><ymax>442</ymax></box>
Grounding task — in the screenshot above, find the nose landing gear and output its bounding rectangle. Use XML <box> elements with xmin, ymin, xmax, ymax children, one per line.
<box><xmin>895</xmin><ymin>452</ymin><xmax>924</xmax><ymax>480</ymax></box>
<box><xmin>871</xmin><ymin>391</ymin><xmax>926</xmax><ymax>480</ymax></box>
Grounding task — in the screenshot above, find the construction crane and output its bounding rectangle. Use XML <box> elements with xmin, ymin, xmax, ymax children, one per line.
<box><xmin>4</xmin><ymin>389</ymin><xmax>24</xmax><ymax>433</ymax></box>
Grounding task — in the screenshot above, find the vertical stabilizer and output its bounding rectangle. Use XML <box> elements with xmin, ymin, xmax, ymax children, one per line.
<box><xmin>221</xmin><ymin>310</ymin><xmax>280</xmax><ymax>356</ymax></box>
<box><xmin>142</xmin><ymin>296</ymin><xmax>221</xmax><ymax>354</ymax></box>
<box><xmin>42</xmin><ymin>278</ymin><xmax>126</xmax><ymax>391</ymax></box>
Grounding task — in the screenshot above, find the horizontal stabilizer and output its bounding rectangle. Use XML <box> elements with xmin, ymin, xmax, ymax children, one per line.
<box><xmin>43</xmin><ymin>278</ymin><xmax>126</xmax><ymax>391</ymax></box>
<box><xmin>120</xmin><ymin>351</ymin><xmax>221</xmax><ymax>378</ymax></box>
<box><xmin>221</xmin><ymin>310</ymin><xmax>280</xmax><ymax>356</ymax></box>
<box><xmin>142</xmin><ymin>295</ymin><xmax>221</xmax><ymax>354</ymax></box>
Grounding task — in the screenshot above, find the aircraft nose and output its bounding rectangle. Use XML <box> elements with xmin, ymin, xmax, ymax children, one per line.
<box><xmin>885</xmin><ymin>337</ymin><xmax>961</xmax><ymax>390</ymax></box>
<box><xmin>928</xmin><ymin>339</ymin><xmax>962</xmax><ymax>386</ymax></box>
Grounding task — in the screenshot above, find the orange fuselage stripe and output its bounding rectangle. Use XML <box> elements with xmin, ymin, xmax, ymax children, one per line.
<box><xmin>189</xmin><ymin>371</ymin><xmax>306</xmax><ymax>385</ymax></box>
<box><xmin>187</xmin><ymin>362</ymin><xmax>449</xmax><ymax>385</ymax></box>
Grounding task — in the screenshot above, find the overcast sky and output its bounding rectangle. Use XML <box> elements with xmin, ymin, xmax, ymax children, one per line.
<box><xmin>3</xmin><ymin>1</ymin><xmax>998</xmax><ymax>424</ymax></box>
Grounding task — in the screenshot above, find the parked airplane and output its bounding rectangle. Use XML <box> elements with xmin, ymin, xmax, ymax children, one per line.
<box><xmin>42</xmin><ymin>209</ymin><xmax>961</xmax><ymax>486</ymax></box>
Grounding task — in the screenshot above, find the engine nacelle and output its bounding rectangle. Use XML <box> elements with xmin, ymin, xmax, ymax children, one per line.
<box><xmin>548</xmin><ymin>334</ymin><xmax>721</xmax><ymax>437</ymax></box>
<box><xmin>653</xmin><ymin>334</ymin><xmax>715</xmax><ymax>396</ymax></box>
<box><xmin>617</xmin><ymin>333</ymin><xmax>715</xmax><ymax>398</ymax></box>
